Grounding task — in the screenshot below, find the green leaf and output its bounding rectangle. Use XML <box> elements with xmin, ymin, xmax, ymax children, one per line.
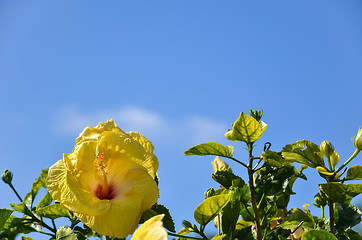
<box><xmin>224</xmin><ymin>112</ymin><xmax>267</xmax><ymax>144</ymax></box>
<box><xmin>301</xmin><ymin>229</ymin><xmax>338</xmax><ymax>240</ymax></box>
<box><xmin>278</xmin><ymin>208</ymin><xmax>314</xmax><ymax>230</ymax></box>
<box><xmin>347</xmin><ymin>165</ymin><xmax>362</xmax><ymax>180</ymax></box>
<box><xmin>10</xmin><ymin>203</ymin><xmax>28</xmax><ymax>214</ymax></box>
<box><xmin>222</xmin><ymin>200</ymin><xmax>240</xmax><ymax>238</ymax></box>
<box><xmin>36</xmin><ymin>192</ymin><xmax>53</xmax><ymax>210</ymax></box>
<box><xmin>278</xmin><ymin>236</ymin><xmax>288</xmax><ymax>240</ymax></box>
<box><xmin>211</xmin><ymin>234</ymin><xmax>226</xmax><ymax>240</ymax></box>
<box><xmin>337</xmin><ymin>229</ymin><xmax>362</xmax><ymax>240</ymax></box>
<box><xmin>56</xmin><ymin>226</ymin><xmax>78</xmax><ymax>240</ymax></box>
<box><xmin>0</xmin><ymin>209</ymin><xmax>13</xmax><ymax>230</ymax></box>
<box><xmin>233</xmin><ymin>184</ymin><xmax>250</xmax><ymax>205</ymax></box>
<box><xmin>319</xmin><ymin>183</ymin><xmax>362</xmax><ymax>204</ymax></box>
<box><xmin>0</xmin><ymin>215</ymin><xmax>37</xmax><ymax>238</ymax></box>
<box><xmin>184</xmin><ymin>142</ymin><xmax>234</xmax><ymax>158</ymax></box>
<box><xmin>177</xmin><ymin>227</ymin><xmax>193</xmax><ymax>236</ymax></box>
<box><xmin>21</xmin><ymin>237</ymin><xmax>35</xmax><ymax>240</ymax></box>
<box><xmin>194</xmin><ymin>193</ymin><xmax>231</xmax><ymax>225</ymax></box>
<box><xmin>150</xmin><ymin>204</ymin><xmax>175</xmax><ymax>233</ymax></box>
<box><xmin>212</xmin><ymin>170</ymin><xmax>245</xmax><ymax>189</ymax></box>
<box><xmin>24</xmin><ymin>168</ymin><xmax>49</xmax><ymax>208</ymax></box>
<box><xmin>36</xmin><ymin>204</ymin><xmax>70</xmax><ymax>219</ymax></box>
<box><xmin>235</xmin><ymin>219</ymin><xmax>254</xmax><ymax>230</ymax></box>
<box><xmin>261</xmin><ymin>150</ymin><xmax>291</xmax><ymax>167</ymax></box>
<box><xmin>335</xmin><ymin>203</ymin><xmax>361</xmax><ymax>230</ymax></box>
<box><xmin>140</xmin><ymin>208</ymin><xmax>158</xmax><ymax>223</ymax></box>
<box><xmin>282</xmin><ymin>140</ymin><xmax>323</xmax><ymax>168</ymax></box>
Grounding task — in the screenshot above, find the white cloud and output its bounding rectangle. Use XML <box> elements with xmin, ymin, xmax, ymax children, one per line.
<box><xmin>53</xmin><ymin>105</ymin><xmax>227</xmax><ymax>146</ymax></box>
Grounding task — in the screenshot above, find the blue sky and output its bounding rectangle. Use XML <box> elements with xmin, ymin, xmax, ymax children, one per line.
<box><xmin>1</xmin><ymin>0</ymin><xmax>362</xmax><ymax>239</ymax></box>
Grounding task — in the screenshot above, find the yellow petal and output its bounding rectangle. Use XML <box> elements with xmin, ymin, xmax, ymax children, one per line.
<box><xmin>128</xmin><ymin>131</ymin><xmax>159</xmax><ymax>177</ymax></box>
<box><xmin>76</xmin><ymin>167</ymin><xmax>158</xmax><ymax>238</ymax></box>
<box><xmin>63</xmin><ymin>140</ymin><xmax>98</xmax><ymax>189</ymax></box>
<box><xmin>316</xmin><ymin>166</ymin><xmax>334</xmax><ymax>176</ymax></box>
<box><xmin>47</xmin><ymin>119</ymin><xmax>160</xmax><ymax>239</ymax></box>
<box><xmin>114</xmin><ymin>167</ymin><xmax>159</xmax><ymax>209</ymax></box>
<box><xmin>46</xmin><ymin>159</ymin><xmax>110</xmax><ymax>216</ymax></box>
<box><xmin>75</xmin><ymin>194</ymin><xmax>143</xmax><ymax>238</ymax></box>
<box><xmin>131</xmin><ymin>214</ymin><xmax>168</xmax><ymax>240</ymax></box>
<box><xmin>212</xmin><ymin>156</ymin><xmax>232</xmax><ymax>174</ymax></box>
<box><xmin>97</xmin><ymin>131</ymin><xmax>157</xmax><ymax>178</ymax></box>
<box><xmin>75</xmin><ymin>119</ymin><xmax>126</xmax><ymax>145</ymax></box>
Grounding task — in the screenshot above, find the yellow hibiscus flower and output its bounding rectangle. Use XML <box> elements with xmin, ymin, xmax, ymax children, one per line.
<box><xmin>131</xmin><ymin>214</ymin><xmax>168</xmax><ymax>240</ymax></box>
<box><xmin>46</xmin><ymin>120</ymin><xmax>159</xmax><ymax>238</ymax></box>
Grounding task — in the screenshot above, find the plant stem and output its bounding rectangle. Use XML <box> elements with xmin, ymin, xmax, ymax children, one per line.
<box><xmin>7</xmin><ymin>182</ymin><xmax>56</xmax><ymax>234</ymax></box>
<box><xmin>335</xmin><ymin>149</ymin><xmax>360</xmax><ymax>174</ymax></box>
<box><xmin>167</xmin><ymin>232</ymin><xmax>204</xmax><ymax>239</ymax></box>
<box><xmin>247</xmin><ymin>143</ymin><xmax>262</xmax><ymax>240</ymax></box>
<box><xmin>8</xmin><ymin>183</ymin><xmax>24</xmax><ymax>202</ymax></box>
<box><xmin>227</xmin><ymin>156</ymin><xmax>249</xmax><ymax>169</ymax></box>
<box><xmin>321</xmin><ymin>206</ymin><xmax>325</xmax><ymax>220</ymax></box>
<box><xmin>326</xmin><ymin>156</ymin><xmax>333</xmax><ymax>172</ymax></box>
<box><xmin>37</xmin><ymin>231</ymin><xmax>55</xmax><ymax>237</ymax></box>
<box><xmin>51</xmin><ymin>219</ymin><xmax>57</xmax><ymax>231</ymax></box>
<box><xmin>329</xmin><ymin>199</ymin><xmax>335</xmax><ymax>234</ymax></box>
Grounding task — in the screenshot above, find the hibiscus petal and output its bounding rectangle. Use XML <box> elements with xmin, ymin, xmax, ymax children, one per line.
<box><xmin>127</xmin><ymin>131</ymin><xmax>159</xmax><ymax>178</ymax></box>
<box><xmin>131</xmin><ymin>214</ymin><xmax>167</xmax><ymax>240</ymax></box>
<box><xmin>75</xmin><ymin>174</ymin><xmax>157</xmax><ymax>239</ymax></box>
<box><xmin>111</xmin><ymin>167</ymin><xmax>159</xmax><ymax>208</ymax></box>
<box><xmin>75</xmin><ymin>119</ymin><xmax>126</xmax><ymax>145</ymax></box>
<box><xmin>46</xmin><ymin>159</ymin><xmax>110</xmax><ymax>216</ymax></box>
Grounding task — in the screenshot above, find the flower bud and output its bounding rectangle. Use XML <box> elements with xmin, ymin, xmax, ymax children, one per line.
<box><xmin>353</xmin><ymin>127</ymin><xmax>362</xmax><ymax>151</ymax></box>
<box><xmin>1</xmin><ymin>169</ymin><xmax>13</xmax><ymax>185</ymax></box>
<box><xmin>182</xmin><ymin>220</ymin><xmax>193</xmax><ymax>229</ymax></box>
<box><xmin>330</xmin><ymin>151</ymin><xmax>340</xmax><ymax>168</ymax></box>
<box><xmin>212</xmin><ymin>156</ymin><xmax>232</xmax><ymax>174</ymax></box>
<box><xmin>249</xmin><ymin>109</ymin><xmax>263</xmax><ymax>122</ymax></box>
<box><xmin>314</xmin><ymin>192</ymin><xmax>327</xmax><ymax>208</ymax></box>
<box><xmin>204</xmin><ymin>188</ymin><xmax>215</xmax><ymax>199</ymax></box>
<box><xmin>320</xmin><ymin>141</ymin><xmax>334</xmax><ymax>157</ymax></box>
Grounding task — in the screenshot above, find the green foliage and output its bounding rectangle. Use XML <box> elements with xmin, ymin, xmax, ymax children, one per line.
<box><xmin>36</xmin><ymin>204</ymin><xmax>70</xmax><ymax>219</ymax></box>
<box><xmin>24</xmin><ymin>168</ymin><xmax>49</xmax><ymax>208</ymax></box>
<box><xmin>211</xmin><ymin>234</ymin><xmax>227</xmax><ymax>240</ymax></box>
<box><xmin>335</xmin><ymin>203</ymin><xmax>361</xmax><ymax>231</ymax></box>
<box><xmin>194</xmin><ymin>193</ymin><xmax>232</xmax><ymax>225</ymax></box>
<box><xmin>278</xmin><ymin>208</ymin><xmax>315</xmax><ymax>230</ymax></box>
<box><xmin>0</xmin><ymin>209</ymin><xmax>13</xmax><ymax>230</ymax></box>
<box><xmin>212</xmin><ymin>170</ymin><xmax>245</xmax><ymax>189</ymax></box>
<box><xmin>185</xmin><ymin>142</ymin><xmax>234</xmax><ymax>158</ymax></box>
<box><xmin>151</xmin><ymin>204</ymin><xmax>175</xmax><ymax>233</ymax></box>
<box><xmin>21</xmin><ymin>237</ymin><xmax>35</xmax><ymax>240</ymax></box>
<box><xmin>36</xmin><ymin>192</ymin><xmax>53</xmax><ymax>210</ymax></box>
<box><xmin>56</xmin><ymin>226</ymin><xmax>78</xmax><ymax>240</ymax></box>
<box><xmin>224</xmin><ymin>112</ymin><xmax>267</xmax><ymax>144</ymax></box>
<box><xmin>2</xmin><ymin>110</ymin><xmax>362</xmax><ymax>240</ymax></box>
<box><xmin>282</xmin><ymin>140</ymin><xmax>323</xmax><ymax>168</ymax></box>
<box><xmin>347</xmin><ymin>165</ymin><xmax>362</xmax><ymax>180</ymax></box>
<box><xmin>314</xmin><ymin>192</ymin><xmax>327</xmax><ymax>208</ymax></box>
<box><xmin>336</xmin><ymin>229</ymin><xmax>362</xmax><ymax>240</ymax></box>
<box><xmin>319</xmin><ymin>183</ymin><xmax>362</xmax><ymax>204</ymax></box>
<box><xmin>261</xmin><ymin>151</ymin><xmax>291</xmax><ymax>168</ymax></box>
<box><xmin>301</xmin><ymin>229</ymin><xmax>338</xmax><ymax>240</ymax></box>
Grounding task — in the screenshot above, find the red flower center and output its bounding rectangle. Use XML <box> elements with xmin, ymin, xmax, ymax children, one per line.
<box><xmin>94</xmin><ymin>183</ymin><xmax>116</xmax><ymax>200</ymax></box>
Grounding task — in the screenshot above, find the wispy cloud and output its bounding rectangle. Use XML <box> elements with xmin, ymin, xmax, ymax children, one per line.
<box><xmin>53</xmin><ymin>105</ymin><xmax>227</xmax><ymax>145</ymax></box>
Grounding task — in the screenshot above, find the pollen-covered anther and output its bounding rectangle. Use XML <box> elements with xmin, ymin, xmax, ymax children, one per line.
<box><xmin>93</xmin><ymin>153</ymin><xmax>112</xmax><ymax>200</ymax></box>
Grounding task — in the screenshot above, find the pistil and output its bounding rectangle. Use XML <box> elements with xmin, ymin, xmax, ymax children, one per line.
<box><xmin>100</xmin><ymin>167</ymin><xmax>109</xmax><ymax>197</ymax></box>
<box><xmin>94</xmin><ymin>153</ymin><xmax>113</xmax><ymax>200</ymax></box>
